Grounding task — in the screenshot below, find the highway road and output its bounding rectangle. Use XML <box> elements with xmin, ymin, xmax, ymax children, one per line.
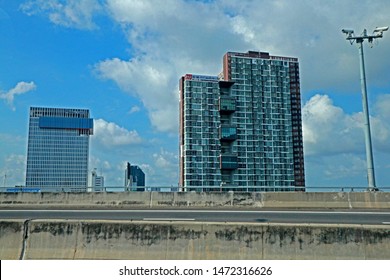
<box><xmin>0</xmin><ymin>209</ymin><xmax>390</xmax><ymax>225</ymax></box>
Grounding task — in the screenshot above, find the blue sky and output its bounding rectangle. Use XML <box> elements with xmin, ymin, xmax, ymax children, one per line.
<box><xmin>1</xmin><ymin>0</ymin><xmax>389</xmax><ymax>189</ymax></box>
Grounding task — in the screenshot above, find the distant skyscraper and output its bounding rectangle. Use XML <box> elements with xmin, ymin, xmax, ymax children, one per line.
<box><xmin>179</xmin><ymin>51</ymin><xmax>305</xmax><ymax>191</ymax></box>
<box><xmin>91</xmin><ymin>169</ymin><xmax>105</xmax><ymax>192</ymax></box>
<box><xmin>125</xmin><ymin>162</ymin><xmax>145</xmax><ymax>191</ymax></box>
<box><xmin>25</xmin><ymin>107</ymin><xmax>93</xmax><ymax>191</ymax></box>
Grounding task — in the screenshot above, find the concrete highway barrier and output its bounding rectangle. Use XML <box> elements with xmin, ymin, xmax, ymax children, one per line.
<box><xmin>0</xmin><ymin>191</ymin><xmax>389</xmax><ymax>209</ymax></box>
<box><xmin>1</xmin><ymin>220</ymin><xmax>389</xmax><ymax>259</ymax></box>
<box><xmin>0</xmin><ymin>220</ymin><xmax>24</xmax><ymax>259</ymax></box>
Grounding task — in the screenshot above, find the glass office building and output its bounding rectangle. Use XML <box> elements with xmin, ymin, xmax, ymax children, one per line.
<box><xmin>179</xmin><ymin>51</ymin><xmax>305</xmax><ymax>191</ymax></box>
<box><xmin>25</xmin><ymin>107</ymin><xmax>93</xmax><ymax>191</ymax></box>
<box><xmin>125</xmin><ymin>162</ymin><xmax>145</xmax><ymax>191</ymax></box>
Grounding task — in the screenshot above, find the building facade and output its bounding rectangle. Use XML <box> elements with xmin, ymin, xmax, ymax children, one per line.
<box><xmin>25</xmin><ymin>107</ymin><xmax>93</xmax><ymax>191</ymax></box>
<box><xmin>179</xmin><ymin>51</ymin><xmax>305</xmax><ymax>191</ymax></box>
<box><xmin>125</xmin><ymin>162</ymin><xmax>145</xmax><ymax>191</ymax></box>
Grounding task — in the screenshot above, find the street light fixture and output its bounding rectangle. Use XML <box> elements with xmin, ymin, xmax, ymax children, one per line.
<box><xmin>342</xmin><ymin>26</ymin><xmax>388</xmax><ymax>191</ymax></box>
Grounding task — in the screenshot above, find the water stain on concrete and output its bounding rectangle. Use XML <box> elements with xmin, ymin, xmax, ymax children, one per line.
<box><xmin>0</xmin><ymin>221</ymin><xmax>22</xmax><ymax>238</ymax></box>
<box><xmin>81</xmin><ymin>223</ymin><xmax>208</xmax><ymax>247</ymax></box>
<box><xmin>215</xmin><ymin>226</ymin><xmax>262</xmax><ymax>248</ymax></box>
<box><xmin>30</xmin><ymin>222</ymin><xmax>75</xmax><ymax>236</ymax></box>
<box><xmin>265</xmin><ymin>226</ymin><xmax>297</xmax><ymax>248</ymax></box>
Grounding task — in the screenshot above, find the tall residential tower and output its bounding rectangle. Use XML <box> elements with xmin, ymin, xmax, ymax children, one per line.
<box><xmin>25</xmin><ymin>107</ymin><xmax>93</xmax><ymax>191</ymax></box>
<box><xmin>179</xmin><ymin>51</ymin><xmax>305</xmax><ymax>191</ymax></box>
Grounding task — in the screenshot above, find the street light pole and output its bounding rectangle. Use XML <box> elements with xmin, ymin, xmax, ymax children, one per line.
<box><xmin>342</xmin><ymin>27</ymin><xmax>389</xmax><ymax>191</ymax></box>
<box><xmin>357</xmin><ymin>38</ymin><xmax>376</xmax><ymax>190</ymax></box>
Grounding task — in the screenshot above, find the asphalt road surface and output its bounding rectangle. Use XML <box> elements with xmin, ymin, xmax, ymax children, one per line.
<box><xmin>0</xmin><ymin>209</ymin><xmax>390</xmax><ymax>225</ymax></box>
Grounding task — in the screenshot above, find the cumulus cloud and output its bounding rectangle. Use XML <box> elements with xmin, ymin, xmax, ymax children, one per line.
<box><xmin>20</xmin><ymin>0</ymin><xmax>102</xmax><ymax>30</ymax></box>
<box><xmin>0</xmin><ymin>81</ymin><xmax>36</xmax><ymax>110</ymax></box>
<box><xmin>302</xmin><ymin>94</ymin><xmax>390</xmax><ymax>156</ymax></box>
<box><xmin>220</xmin><ymin>0</ymin><xmax>390</xmax><ymax>90</ymax></box>
<box><xmin>302</xmin><ymin>94</ymin><xmax>359</xmax><ymax>153</ymax></box>
<box><xmin>149</xmin><ymin>148</ymin><xmax>178</xmax><ymax>186</ymax></box>
<box><xmin>92</xmin><ymin>118</ymin><xmax>142</xmax><ymax>147</ymax></box>
<box><xmin>19</xmin><ymin>0</ymin><xmax>390</xmax><ymax>125</ymax></box>
<box><xmin>230</xmin><ymin>15</ymin><xmax>256</xmax><ymax>43</ymax></box>
<box><xmin>375</xmin><ymin>94</ymin><xmax>390</xmax><ymax>119</ymax></box>
<box><xmin>89</xmin><ymin>155</ymin><xmax>111</xmax><ymax>173</ymax></box>
<box><xmin>24</xmin><ymin>0</ymin><xmax>390</xmax><ymax>135</ymax></box>
<box><xmin>371</xmin><ymin>94</ymin><xmax>390</xmax><ymax>152</ymax></box>
<box><xmin>153</xmin><ymin>148</ymin><xmax>177</xmax><ymax>169</ymax></box>
<box><xmin>301</xmin><ymin>93</ymin><xmax>390</xmax><ymax>185</ymax></box>
<box><xmin>95</xmin><ymin>0</ymin><xmax>389</xmax><ymax>134</ymax></box>
<box><xmin>94</xmin><ymin>0</ymin><xmax>245</xmax><ymax>133</ymax></box>
<box><xmin>95</xmin><ymin>56</ymin><xmax>179</xmax><ymax>132</ymax></box>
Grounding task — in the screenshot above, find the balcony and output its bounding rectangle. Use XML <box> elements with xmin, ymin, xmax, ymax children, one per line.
<box><xmin>220</xmin><ymin>126</ymin><xmax>237</xmax><ymax>142</ymax></box>
<box><xmin>219</xmin><ymin>97</ymin><xmax>236</xmax><ymax>113</ymax></box>
<box><xmin>220</xmin><ymin>154</ymin><xmax>238</xmax><ymax>170</ymax></box>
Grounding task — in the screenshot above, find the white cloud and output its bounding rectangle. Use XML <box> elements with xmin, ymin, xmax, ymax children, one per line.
<box><xmin>220</xmin><ymin>0</ymin><xmax>390</xmax><ymax>92</ymax></box>
<box><xmin>94</xmin><ymin>0</ymin><xmax>244</xmax><ymax>133</ymax></box>
<box><xmin>302</xmin><ymin>94</ymin><xmax>390</xmax><ymax>156</ymax></box>
<box><xmin>0</xmin><ymin>81</ymin><xmax>36</xmax><ymax>111</ymax></box>
<box><xmin>375</xmin><ymin>94</ymin><xmax>390</xmax><ymax>119</ymax></box>
<box><xmin>230</xmin><ymin>15</ymin><xmax>256</xmax><ymax>43</ymax></box>
<box><xmin>26</xmin><ymin>0</ymin><xmax>390</xmax><ymax>135</ymax></box>
<box><xmin>302</xmin><ymin>93</ymin><xmax>390</xmax><ymax>186</ymax></box>
<box><xmin>20</xmin><ymin>0</ymin><xmax>102</xmax><ymax>30</ymax></box>
<box><xmin>20</xmin><ymin>1</ymin><xmax>390</xmax><ymax>134</ymax></box>
<box><xmin>149</xmin><ymin>148</ymin><xmax>178</xmax><ymax>186</ymax></box>
<box><xmin>95</xmin><ymin>0</ymin><xmax>389</xmax><ymax>134</ymax></box>
<box><xmin>303</xmin><ymin>94</ymin><xmax>361</xmax><ymax>155</ymax></box>
<box><xmin>139</xmin><ymin>163</ymin><xmax>153</xmax><ymax>176</ymax></box>
<box><xmin>92</xmin><ymin>118</ymin><xmax>142</xmax><ymax>147</ymax></box>
<box><xmin>89</xmin><ymin>155</ymin><xmax>112</xmax><ymax>173</ymax></box>
<box><xmin>95</xmin><ymin>56</ymin><xmax>179</xmax><ymax>133</ymax></box>
<box><xmin>371</xmin><ymin>94</ymin><xmax>390</xmax><ymax>152</ymax></box>
<box><xmin>153</xmin><ymin>148</ymin><xmax>177</xmax><ymax>169</ymax></box>
<box><xmin>128</xmin><ymin>105</ymin><xmax>140</xmax><ymax>114</ymax></box>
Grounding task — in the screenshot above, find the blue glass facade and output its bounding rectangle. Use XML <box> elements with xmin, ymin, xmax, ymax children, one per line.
<box><xmin>219</xmin><ymin>97</ymin><xmax>236</xmax><ymax>112</ymax></box>
<box><xmin>220</xmin><ymin>126</ymin><xmax>237</xmax><ymax>141</ymax></box>
<box><xmin>25</xmin><ymin>107</ymin><xmax>93</xmax><ymax>191</ymax></box>
<box><xmin>220</xmin><ymin>155</ymin><xmax>238</xmax><ymax>170</ymax></box>
<box><xmin>39</xmin><ymin>117</ymin><xmax>93</xmax><ymax>131</ymax></box>
<box><xmin>125</xmin><ymin>162</ymin><xmax>145</xmax><ymax>191</ymax></box>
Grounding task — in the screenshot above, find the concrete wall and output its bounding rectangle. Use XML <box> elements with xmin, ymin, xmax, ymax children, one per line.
<box><xmin>0</xmin><ymin>221</ymin><xmax>24</xmax><ymax>259</ymax></box>
<box><xmin>0</xmin><ymin>191</ymin><xmax>390</xmax><ymax>209</ymax></box>
<box><xmin>1</xmin><ymin>220</ymin><xmax>389</xmax><ymax>260</ymax></box>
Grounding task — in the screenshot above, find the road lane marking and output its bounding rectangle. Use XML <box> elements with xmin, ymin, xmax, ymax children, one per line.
<box><xmin>143</xmin><ymin>218</ymin><xmax>195</xmax><ymax>221</ymax></box>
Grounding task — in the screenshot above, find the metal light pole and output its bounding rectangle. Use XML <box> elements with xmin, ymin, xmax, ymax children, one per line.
<box><xmin>342</xmin><ymin>27</ymin><xmax>389</xmax><ymax>191</ymax></box>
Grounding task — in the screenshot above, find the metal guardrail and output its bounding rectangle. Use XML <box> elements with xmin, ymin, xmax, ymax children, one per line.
<box><xmin>0</xmin><ymin>186</ymin><xmax>389</xmax><ymax>193</ymax></box>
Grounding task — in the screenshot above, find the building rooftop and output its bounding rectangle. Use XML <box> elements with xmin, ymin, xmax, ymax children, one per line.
<box><xmin>227</xmin><ymin>50</ymin><xmax>298</xmax><ymax>62</ymax></box>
